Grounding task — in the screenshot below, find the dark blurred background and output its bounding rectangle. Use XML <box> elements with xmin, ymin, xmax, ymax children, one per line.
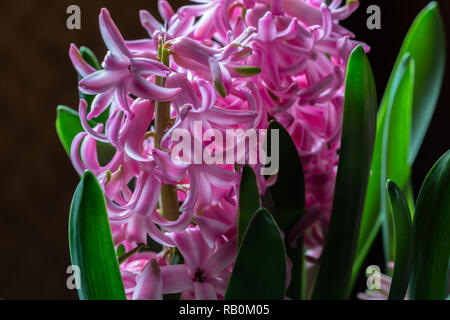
<box><xmin>0</xmin><ymin>0</ymin><xmax>448</xmax><ymax>299</ymax></box>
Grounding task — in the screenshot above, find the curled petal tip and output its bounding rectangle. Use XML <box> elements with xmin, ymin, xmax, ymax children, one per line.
<box><xmin>99</xmin><ymin>7</ymin><xmax>131</xmax><ymax>58</ymax></box>
<box><xmin>69</xmin><ymin>44</ymin><xmax>96</xmax><ymax>77</ymax></box>
<box><xmin>79</xmin><ymin>99</ymin><xmax>88</xmax><ymax>109</ymax></box>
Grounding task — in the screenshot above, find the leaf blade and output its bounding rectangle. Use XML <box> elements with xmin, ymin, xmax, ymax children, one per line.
<box><xmin>353</xmin><ymin>2</ymin><xmax>445</xmax><ymax>285</ymax></box>
<box><xmin>225</xmin><ymin>208</ymin><xmax>286</xmax><ymax>300</ymax></box>
<box><xmin>69</xmin><ymin>171</ymin><xmax>126</xmax><ymax>300</ymax></box>
<box><xmin>266</xmin><ymin>121</ymin><xmax>306</xmax><ymax>299</ymax></box>
<box><xmin>237</xmin><ymin>165</ymin><xmax>261</xmax><ymax>248</ymax></box>
<box><xmin>396</xmin><ymin>2</ymin><xmax>446</xmax><ymax>163</ymax></box>
<box><xmin>381</xmin><ymin>56</ymin><xmax>415</xmax><ymax>264</ymax></box>
<box><xmin>266</xmin><ymin>121</ymin><xmax>305</xmax><ymax>235</ymax></box>
<box><xmin>386</xmin><ymin>180</ymin><xmax>414</xmax><ymax>300</ymax></box>
<box><xmin>409</xmin><ymin>151</ymin><xmax>450</xmax><ymax>300</ymax></box>
<box><xmin>353</xmin><ymin>54</ymin><xmax>415</xmax><ymax>286</ymax></box>
<box><xmin>56</xmin><ymin>105</ymin><xmax>84</xmax><ymax>155</ymax></box>
<box><xmin>311</xmin><ymin>45</ymin><xmax>377</xmax><ymax>299</ymax></box>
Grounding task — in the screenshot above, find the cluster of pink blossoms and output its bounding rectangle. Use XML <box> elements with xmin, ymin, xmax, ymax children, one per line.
<box><xmin>69</xmin><ymin>0</ymin><xmax>368</xmax><ymax>299</ymax></box>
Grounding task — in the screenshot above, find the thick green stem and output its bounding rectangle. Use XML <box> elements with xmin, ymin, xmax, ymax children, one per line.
<box><xmin>155</xmin><ymin>47</ymin><xmax>179</xmax><ymax>222</ymax></box>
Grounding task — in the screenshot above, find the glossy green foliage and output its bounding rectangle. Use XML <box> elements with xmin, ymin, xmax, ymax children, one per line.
<box><xmin>312</xmin><ymin>46</ymin><xmax>377</xmax><ymax>299</ymax></box>
<box><xmin>69</xmin><ymin>171</ymin><xmax>126</xmax><ymax>300</ymax></box>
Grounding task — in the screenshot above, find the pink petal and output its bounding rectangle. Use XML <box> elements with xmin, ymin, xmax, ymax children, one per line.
<box><xmin>126</xmin><ymin>213</ymin><xmax>149</xmax><ymax>243</ymax></box>
<box><xmin>170</xmin><ymin>37</ymin><xmax>220</xmax><ymax>63</ymax></box>
<box><xmin>87</xmin><ymin>90</ymin><xmax>114</xmax><ymax>120</ymax></box>
<box><xmin>166</xmin><ymin>73</ymin><xmax>201</xmax><ymax>108</ymax></box>
<box><xmin>277</xmin><ymin>18</ymin><xmax>299</xmax><ymax>40</ymax></box>
<box><xmin>205</xmin><ymin>107</ymin><xmax>257</xmax><ymax>126</ymax></box>
<box><xmin>139</xmin><ymin>10</ymin><xmax>162</xmax><ymax>36</ymax></box>
<box><xmin>172</xmin><ymin>227</ymin><xmax>210</xmax><ymax>268</ymax></box>
<box><xmin>320</xmin><ymin>4</ymin><xmax>332</xmax><ymax>40</ymax></box>
<box><xmin>99</xmin><ymin>8</ymin><xmax>132</xmax><ymax>58</ymax></box>
<box><xmin>257</xmin><ymin>12</ymin><xmax>277</xmax><ymax>42</ymax></box>
<box><xmin>197</xmin><ymin>79</ymin><xmax>216</xmax><ymax>112</ymax></box>
<box><xmin>169</xmin><ymin>16</ymin><xmax>195</xmax><ymax>38</ymax></box>
<box><xmin>193</xmin><ymin>7</ymin><xmax>216</xmax><ymax>40</ymax></box>
<box><xmin>151</xmin><ymin>208</ymin><xmax>193</xmax><ymax>232</ymax></box>
<box><xmin>79</xmin><ymin>69</ymin><xmax>126</xmax><ymax>95</ymax></box>
<box><xmin>153</xmin><ymin>149</ymin><xmax>189</xmax><ymax>181</ymax></box>
<box><xmin>194</xmin><ymin>282</ymin><xmax>217</xmax><ymax>300</ymax></box>
<box><xmin>124</xmin><ymin>99</ymin><xmax>154</xmax><ymax>163</ymax></box>
<box><xmin>104</xmin><ymin>166</ymin><xmax>124</xmax><ymax>198</ymax></box>
<box><xmin>178</xmin><ymin>3</ymin><xmax>215</xmax><ymax>18</ymax></box>
<box><xmin>161</xmin><ymin>265</ymin><xmax>193</xmax><ymax>294</ymax></box>
<box><xmin>80</xmin><ymin>133</ymin><xmax>101</xmax><ymax>174</ymax></box>
<box><xmin>146</xmin><ymin>220</ymin><xmax>176</xmax><ymax>247</ymax></box>
<box><xmin>158</xmin><ymin>0</ymin><xmax>175</xmax><ymax>21</ymax></box>
<box><xmin>130</xmin><ymin>75</ymin><xmax>181</xmax><ymax>101</ymax></box>
<box><xmin>205</xmin><ymin>237</ymin><xmax>237</xmax><ymax>274</ymax></box>
<box><xmin>105</xmin><ymin>110</ymin><xmax>124</xmax><ymax>148</ymax></box>
<box><xmin>332</xmin><ymin>0</ymin><xmax>359</xmax><ymax>20</ymax></box>
<box><xmin>69</xmin><ymin>44</ymin><xmax>96</xmax><ymax>77</ymax></box>
<box><xmin>133</xmin><ymin>173</ymin><xmax>161</xmax><ymax>216</ymax></box>
<box><xmin>126</xmin><ymin>39</ymin><xmax>156</xmax><ymax>54</ymax></box>
<box><xmin>132</xmin><ymin>259</ymin><xmax>163</xmax><ymax>300</ymax></box>
<box><xmin>208</xmin><ymin>58</ymin><xmax>226</xmax><ymax>97</ymax></box>
<box><xmin>115</xmin><ymin>79</ymin><xmax>132</xmax><ymax>115</ymax></box>
<box><xmin>78</xmin><ymin>100</ymin><xmax>109</xmax><ymax>143</ymax></box>
<box><xmin>202</xmin><ymin>164</ymin><xmax>240</xmax><ymax>187</ymax></box>
<box><xmin>70</xmin><ymin>133</ymin><xmax>88</xmax><ymax>175</ymax></box>
<box><xmin>190</xmin><ymin>169</ymin><xmax>213</xmax><ymax>210</ymax></box>
<box><xmin>271</xmin><ymin>0</ymin><xmax>284</xmax><ymax>15</ymax></box>
<box><xmin>131</xmin><ymin>58</ymin><xmax>171</xmax><ymax>77</ymax></box>
<box><xmin>282</xmin><ymin>0</ymin><xmax>322</xmax><ymax>26</ymax></box>
<box><xmin>195</xmin><ymin>215</ymin><xmax>230</xmax><ymax>248</ymax></box>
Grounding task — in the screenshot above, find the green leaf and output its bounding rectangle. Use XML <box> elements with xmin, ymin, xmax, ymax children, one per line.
<box><xmin>225</xmin><ymin>208</ymin><xmax>286</xmax><ymax>300</ymax></box>
<box><xmin>386</xmin><ymin>180</ymin><xmax>414</xmax><ymax>300</ymax></box>
<box><xmin>353</xmin><ymin>2</ymin><xmax>446</xmax><ymax>284</ymax></box>
<box><xmin>380</xmin><ymin>56</ymin><xmax>415</xmax><ymax>263</ymax></box>
<box><xmin>69</xmin><ymin>171</ymin><xmax>126</xmax><ymax>300</ymax></box>
<box><xmin>56</xmin><ymin>105</ymin><xmax>85</xmax><ymax>155</ymax></box>
<box><xmin>390</xmin><ymin>2</ymin><xmax>446</xmax><ymax>163</ymax></box>
<box><xmin>116</xmin><ymin>244</ymin><xmax>126</xmax><ymax>258</ymax></box>
<box><xmin>353</xmin><ymin>54</ymin><xmax>415</xmax><ymax>286</ymax></box>
<box><xmin>266</xmin><ymin>121</ymin><xmax>306</xmax><ymax>299</ymax></box>
<box><xmin>238</xmin><ymin>165</ymin><xmax>261</xmax><ymax>247</ymax></box>
<box><xmin>311</xmin><ymin>45</ymin><xmax>377</xmax><ymax>300</ymax></box>
<box><xmin>285</xmin><ymin>239</ymin><xmax>305</xmax><ymax>300</ymax></box>
<box><xmin>409</xmin><ymin>151</ymin><xmax>450</xmax><ymax>300</ymax></box>
<box><xmin>266</xmin><ymin>121</ymin><xmax>305</xmax><ymax>234</ymax></box>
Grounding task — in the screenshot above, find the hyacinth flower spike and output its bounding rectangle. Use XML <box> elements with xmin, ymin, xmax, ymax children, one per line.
<box><xmin>78</xmin><ymin>8</ymin><xmax>181</xmax><ymax>117</ymax></box>
<box><xmin>60</xmin><ymin>0</ymin><xmax>449</xmax><ymax>302</ymax></box>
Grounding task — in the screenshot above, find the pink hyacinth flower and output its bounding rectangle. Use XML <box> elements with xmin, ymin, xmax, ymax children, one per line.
<box><xmin>78</xmin><ymin>8</ymin><xmax>181</xmax><ymax>118</ymax></box>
